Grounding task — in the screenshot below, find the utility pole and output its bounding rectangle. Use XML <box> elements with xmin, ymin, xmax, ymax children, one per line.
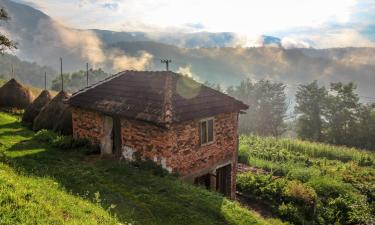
<box><xmin>44</xmin><ymin>72</ymin><xmax>47</xmax><ymax>90</ymax></box>
<box><xmin>60</xmin><ymin>57</ymin><xmax>63</xmax><ymax>91</ymax></box>
<box><xmin>86</xmin><ymin>62</ymin><xmax>89</xmax><ymax>87</ymax></box>
<box><xmin>11</xmin><ymin>64</ymin><xmax>14</xmax><ymax>78</ymax></box>
<box><xmin>160</xmin><ymin>59</ymin><xmax>172</xmax><ymax>71</ymax></box>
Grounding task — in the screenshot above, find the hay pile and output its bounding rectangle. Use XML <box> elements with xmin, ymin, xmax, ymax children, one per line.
<box><xmin>0</xmin><ymin>79</ymin><xmax>34</xmax><ymax>109</ymax></box>
<box><xmin>33</xmin><ymin>91</ymin><xmax>72</xmax><ymax>135</ymax></box>
<box><xmin>22</xmin><ymin>90</ymin><xmax>52</xmax><ymax>124</ymax></box>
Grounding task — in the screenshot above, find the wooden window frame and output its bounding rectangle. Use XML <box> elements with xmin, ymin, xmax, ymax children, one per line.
<box><xmin>200</xmin><ymin>117</ymin><xmax>215</xmax><ymax>146</ymax></box>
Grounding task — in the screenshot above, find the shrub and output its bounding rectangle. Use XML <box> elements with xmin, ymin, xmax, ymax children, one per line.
<box><xmin>286</xmin><ymin>168</ymin><xmax>320</xmax><ymax>182</ymax></box>
<box><xmin>51</xmin><ymin>135</ymin><xmax>73</xmax><ymax>149</ymax></box>
<box><xmin>283</xmin><ymin>181</ymin><xmax>317</xmax><ymax>207</ymax></box>
<box><xmin>308</xmin><ymin>176</ymin><xmax>354</xmax><ymax>198</ymax></box>
<box><xmin>237</xmin><ymin>173</ymin><xmax>286</xmax><ymax>203</ymax></box>
<box><xmin>34</xmin><ymin>129</ymin><xmax>58</xmax><ymax>143</ymax></box>
<box><xmin>278</xmin><ymin>203</ymin><xmax>305</xmax><ymax>225</ymax></box>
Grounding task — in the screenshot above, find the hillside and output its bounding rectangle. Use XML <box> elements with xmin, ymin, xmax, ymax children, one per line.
<box><xmin>0</xmin><ymin>112</ymin><xmax>281</xmax><ymax>225</ymax></box>
<box><xmin>1</xmin><ymin>0</ymin><xmax>375</xmax><ymax>100</ymax></box>
<box><xmin>237</xmin><ymin>135</ymin><xmax>375</xmax><ymax>224</ymax></box>
<box><xmin>0</xmin><ymin>54</ymin><xmax>57</xmax><ymax>89</ymax></box>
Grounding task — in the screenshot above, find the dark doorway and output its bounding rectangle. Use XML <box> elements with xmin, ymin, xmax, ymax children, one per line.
<box><xmin>216</xmin><ymin>164</ymin><xmax>232</xmax><ymax>197</ymax></box>
<box><xmin>112</xmin><ymin>116</ymin><xmax>122</xmax><ymax>157</ymax></box>
<box><xmin>194</xmin><ymin>173</ymin><xmax>211</xmax><ymax>190</ymax></box>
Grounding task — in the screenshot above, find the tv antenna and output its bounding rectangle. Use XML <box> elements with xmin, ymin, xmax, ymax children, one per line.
<box><xmin>86</xmin><ymin>63</ymin><xmax>89</xmax><ymax>87</ymax></box>
<box><xmin>44</xmin><ymin>71</ymin><xmax>47</xmax><ymax>90</ymax></box>
<box><xmin>160</xmin><ymin>59</ymin><xmax>172</xmax><ymax>71</ymax></box>
<box><xmin>60</xmin><ymin>57</ymin><xmax>63</xmax><ymax>91</ymax></box>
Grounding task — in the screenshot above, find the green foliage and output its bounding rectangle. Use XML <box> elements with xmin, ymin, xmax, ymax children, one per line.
<box><xmin>295</xmin><ymin>81</ymin><xmax>375</xmax><ymax>151</ymax></box>
<box><xmin>283</xmin><ymin>181</ymin><xmax>317</xmax><ymax>207</ymax></box>
<box><xmin>34</xmin><ymin>129</ymin><xmax>91</xmax><ymax>150</ymax></box>
<box><xmin>34</xmin><ymin>129</ymin><xmax>58</xmax><ymax>143</ymax></box>
<box><xmin>238</xmin><ymin>135</ymin><xmax>375</xmax><ymax>225</ymax></box>
<box><xmin>0</xmin><ymin>112</ymin><xmax>278</xmax><ymax>225</ymax></box>
<box><xmin>295</xmin><ymin>81</ymin><xmax>327</xmax><ymax>142</ymax></box>
<box><xmin>0</xmin><ymin>8</ymin><xmax>17</xmax><ymax>53</ymax></box>
<box><xmin>227</xmin><ymin>79</ymin><xmax>287</xmax><ymax>136</ymax></box>
<box><xmin>51</xmin><ymin>68</ymin><xmax>110</xmax><ymax>93</ymax></box>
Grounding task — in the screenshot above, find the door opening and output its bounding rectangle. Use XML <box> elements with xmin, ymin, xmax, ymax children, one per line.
<box><xmin>112</xmin><ymin>116</ymin><xmax>122</xmax><ymax>157</ymax></box>
<box><xmin>194</xmin><ymin>173</ymin><xmax>211</xmax><ymax>190</ymax></box>
<box><xmin>216</xmin><ymin>164</ymin><xmax>232</xmax><ymax>197</ymax></box>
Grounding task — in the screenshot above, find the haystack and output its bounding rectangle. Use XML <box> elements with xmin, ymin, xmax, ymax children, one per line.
<box><xmin>33</xmin><ymin>91</ymin><xmax>72</xmax><ymax>135</ymax></box>
<box><xmin>22</xmin><ymin>90</ymin><xmax>52</xmax><ymax>124</ymax></box>
<box><xmin>0</xmin><ymin>78</ymin><xmax>34</xmax><ymax>109</ymax></box>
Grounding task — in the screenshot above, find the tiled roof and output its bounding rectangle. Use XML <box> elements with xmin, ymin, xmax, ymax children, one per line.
<box><xmin>68</xmin><ymin>71</ymin><xmax>248</xmax><ymax>126</ymax></box>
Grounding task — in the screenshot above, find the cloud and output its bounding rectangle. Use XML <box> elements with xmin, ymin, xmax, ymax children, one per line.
<box><xmin>51</xmin><ymin>20</ymin><xmax>153</xmax><ymax>71</ymax></box>
<box><xmin>281</xmin><ymin>37</ymin><xmax>311</xmax><ymax>49</ymax></box>
<box><xmin>176</xmin><ymin>65</ymin><xmax>201</xmax><ymax>81</ymax></box>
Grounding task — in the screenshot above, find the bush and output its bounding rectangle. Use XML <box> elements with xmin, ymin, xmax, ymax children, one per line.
<box><xmin>34</xmin><ymin>129</ymin><xmax>58</xmax><ymax>143</ymax></box>
<box><xmin>278</xmin><ymin>203</ymin><xmax>305</xmax><ymax>225</ymax></box>
<box><xmin>237</xmin><ymin>173</ymin><xmax>286</xmax><ymax>203</ymax></box>
<box><xmin>283</xmin><ymin>181</ymin><xmax>317</xmax><ymax>207</ymax></box>
<box><xmin>307</xmin><ymin>176</ymin><xmax>353</xmax><ymax>198</ymax></box>
<box><xmin>286</xmin><ymin>168</ymin><xmax>320</xmax><ymax>182</ymax></box>
<box><xmin>51</xmin><ymin>135</ymin><xmax>73</xmax><ymax>150</ymax></box>
<box><xmin>34</xmin><ymin>129</ymin><xmax>92</xmax><ymax>151</ymax></box>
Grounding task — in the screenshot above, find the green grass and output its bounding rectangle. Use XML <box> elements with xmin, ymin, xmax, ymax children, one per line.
<box><xmin>0</xmin><ymin>112</ymin><xmax>277</xmax><ymax>225</ymax></box>
<box><xmin>238</xmin><ymin>135</ymin><xmax>375</xmax><ymax>225</ymax></box>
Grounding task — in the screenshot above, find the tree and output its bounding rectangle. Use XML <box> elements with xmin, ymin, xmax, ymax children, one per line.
<box><xmin>52</xmin><ymin>68</ymin><xmax>109</xmax><ymax>92</ymax></box>
<box><xmin>227</xmin><ymin>79</ymin><xmax>287</xmax><ymax>136</ymax></box>
<box><xmin>352</xmin><ymin>104</ymin><xmax>375</xmax><ymax>150</ymax></box>
<box><xmin>323</xmin><ymin>82</ymin><xmax>359</xmax><ymax>146</ymax></box>
<box><xmin>0</xmin><ymin>8</ymin><xmax>16</xmax><ymax>53</ymax></box>
<box><xmin>295</xmin><ymin>81</ymin><xmax>327</xmax><ymax>141</ymax></box>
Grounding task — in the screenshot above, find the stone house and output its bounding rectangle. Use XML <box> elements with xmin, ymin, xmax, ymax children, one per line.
<box><xmin>68</xmin><ymin>71</ymin><xmax>248</xmax><ymax>198</ymax></box>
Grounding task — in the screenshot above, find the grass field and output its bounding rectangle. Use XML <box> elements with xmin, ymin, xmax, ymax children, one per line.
<box><xmin>237</xmin><ymin>135</ymin><xmax>375</xmax><ymax>225</ymax></box>
<box><xmin>0</xmin><ymin>112</ymin><xmax>281</xmax><ymax>225</ymax></box>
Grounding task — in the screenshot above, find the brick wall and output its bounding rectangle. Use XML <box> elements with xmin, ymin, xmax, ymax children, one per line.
<box><xmin>71</xmin><ymin>107</ymin><xmax>104</xmax><ymax>145</ymax></box>
<box><xmin>71</xmin><ymin>107</ymin><xmax>239</xmax><ymax>197</ymax></box>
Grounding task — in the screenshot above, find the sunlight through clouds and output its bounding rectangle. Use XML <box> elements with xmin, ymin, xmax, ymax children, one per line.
<box><xmin>14</xmin><ymin>0</ymin><xmax>374</xmax><ymax>48</ymax></box>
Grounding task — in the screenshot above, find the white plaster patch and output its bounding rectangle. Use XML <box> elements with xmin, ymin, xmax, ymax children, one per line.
<box><xmin>160</xmin><ymin>157</ymin><xmax>173</xmax><ymax>173</ymax></box>
<box><xmin>121</xmin><ymin>146</ymin><xmax>137</xmax><ymax>161</ymax></box>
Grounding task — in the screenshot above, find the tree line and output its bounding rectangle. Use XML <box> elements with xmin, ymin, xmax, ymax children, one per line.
<box><xmin>226</xmin><ymin>79</ymin><xmax>375</xmax><ymax>151</ymax></box>
<box><xmin>51</xmin><ymin>68</ymin><xmax>110</xmax><ymax>93</ymax></box>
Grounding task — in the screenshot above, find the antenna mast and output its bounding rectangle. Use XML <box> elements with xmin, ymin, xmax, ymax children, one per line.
<box><xmin>60</xmin><ymin>57</ymin><xmax>63</xmax><ymax>91</ymax></box>
<box><xmin>86</xmin><ymin>63</ymin><xmax>89</xmax><ymax>87</ymax></box>
<box><xmin>160</xmin><ymin>59</ymin><xmax>172</xmax><ymax>71</ymax></box>
<box><xmin>44</xmin><ymin>72</ymin><xmax>47</xmax><ymax>90</ymax></box>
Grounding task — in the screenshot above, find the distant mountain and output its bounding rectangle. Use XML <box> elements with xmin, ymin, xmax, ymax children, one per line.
<box><xmin>0</xmin><ymin>0</ymin><xmax>375</xmax><ymax>102</ymax></box>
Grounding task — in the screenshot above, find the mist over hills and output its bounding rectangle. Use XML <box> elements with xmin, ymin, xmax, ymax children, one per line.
<box><xmin>0</xmin><ymin>0</ymin><xmax>374</xmax><ymax>101</ymax></box>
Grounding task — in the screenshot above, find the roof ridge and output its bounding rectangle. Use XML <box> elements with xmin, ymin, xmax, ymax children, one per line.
<box><xmin>69</xmin><ymin>71</ymin><xmax>126</xmax><ymax>99</ymax></box>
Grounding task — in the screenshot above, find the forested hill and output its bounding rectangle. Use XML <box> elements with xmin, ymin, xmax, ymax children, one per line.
<box><xmin>1</xmin><ymin>0</ymin><xmax>375</xmax><ymax>100</ymax></box>
<box><xmin>0</xmin><ymin>53</ymin><xmax>57</xmax><ymax>89</ymax></box>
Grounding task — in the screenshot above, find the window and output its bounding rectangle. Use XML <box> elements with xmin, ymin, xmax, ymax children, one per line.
<box><xmin>200</xmin><ymin>118</ymin><xmax>214</xmax><ymax>145</ymax></box>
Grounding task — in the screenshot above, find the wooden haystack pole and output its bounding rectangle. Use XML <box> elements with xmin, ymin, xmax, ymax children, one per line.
<box><xmin>0</xmin><ymin>78</ymin><xmax>34</xmax><ymax>109</ymax></box>
<box><xmin>33</xmin><ymin>91</ymin><xmax>72</xmax><ymax>135</ymax></box>
<box><xmin>22</xmin><ymin>90</ymin><xmax>52</xmax><ymax>125</ymax></box>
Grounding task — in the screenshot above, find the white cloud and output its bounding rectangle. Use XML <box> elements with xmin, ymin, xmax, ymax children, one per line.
<box><xmin>281</xmin><ymin>37</ymin><xmax>311</xmax><ymax>49</ymax></box>
<box><xmin>18</xmin><ymin>0</ymin><xmax>358</xmax><ymax>33</ymax></box>
<box><xmin>15</xmin><ymin>0</ymin><xmax>375</xmax><ymax>48</ymax></box>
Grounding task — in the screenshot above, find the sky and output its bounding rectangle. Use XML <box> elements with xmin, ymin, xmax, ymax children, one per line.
<box><xmin>15</xmin><ymin>0</ymin><xmax>375</xmax><ymax>48</ymax></box>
